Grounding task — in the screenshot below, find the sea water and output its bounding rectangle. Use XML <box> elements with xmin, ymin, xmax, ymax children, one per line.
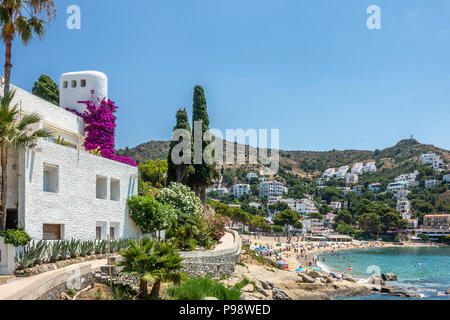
<box><xmin>317</xmin><ymin>247</ymin><xmax>450</xmax><ymax>300</ymax></box>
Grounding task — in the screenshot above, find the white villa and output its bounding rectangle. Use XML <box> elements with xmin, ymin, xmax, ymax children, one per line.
<box><xmin>345</xmin><ymin>173</ymin><xmax>359</xmax><ymax>185</ymax></box>
<box><xmin>233</xmin><ymin>184</ymin><xmax>250</xmax><ymax>197</ymax></box>
<box><xmin>351</xmin><ymin>163</ymin><xmax>364</xmax><ymax>175</ymax></box>
<box><xmin>364</xmin><ymin>162</ymin><xmax>377</xmax><ymax>173</ymax></box>
<box><xmin>259</xmin><ymin>180</ymin><xmax>287</xmax><ymax>197</ymax></box>
<box><xmin>2</xmin><ymin>71</ymin><xmax>140</xmax><ymax>241</ymax></box>
<box><xmin>335</xmin><ymin>166</ymin><xmax>349</xmax><ymax>179</ymax></box>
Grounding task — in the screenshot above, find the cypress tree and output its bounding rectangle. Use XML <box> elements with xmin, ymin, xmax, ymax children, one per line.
<box><xmin>189</xmin><ymin>85</ymin><xmax>215</xmax><ymax>204</ymax></box>
<box><xmin>167</xmin><ymin>108</ymin><xmax>193</xmax><ymax>184</ymax></box>
<box><xmin>32</xmin><ymin>75</ymin><xmax>60</xmax><ymax>106</ymax></box>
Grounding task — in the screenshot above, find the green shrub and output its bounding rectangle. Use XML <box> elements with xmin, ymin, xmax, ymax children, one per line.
<box><xmin>128</xmin><ymin>194</ymin><xmax>177</xmax><ymax>238</ymax></box>
<box><xmin>0</xmin><ymin>228</ymin><xmax>31</xmax><ymax>247</ymax></box>
<box><xmin>167</xmin><ymin>211</ymin><xmax>213</xmax><ymax>250</ymax></box>
<box><xmin>167</xmin><ymin>277</ymin><xmax>241</xmax><ymax>300</ymax></box>
<box><xmin>157</xmin><ymin>182</ymin><xmax>203</xmax><ymax>217</ymax></box>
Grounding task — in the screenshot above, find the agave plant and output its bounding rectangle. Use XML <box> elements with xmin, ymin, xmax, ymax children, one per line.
<box><xmin>94</xmin><ymin>240</ymin><xmax>107</xmax><ymax>254</ymax></box>
<box><xmin>48</xmin><ymin>241</ymin><xmax>62</xmax><ymax>263</ymax></box>
<box><xmin>15</xmin><ymin>240</ymin><xmax>47</xmax><ymax>269</ymax></box>
<box><xmin>79</xmin><ymin>240</ymin><xmax>94</xmax><ymax>257</ymax></box>
<box><xmin>59</xmin><ymin>241</ymin><xmax>70</xmax><ymax>261</ymax></box>
<box><xmin>68</xmin><ymin>239</ymin><xmax>80</xmax><ymax>258</ymax></box>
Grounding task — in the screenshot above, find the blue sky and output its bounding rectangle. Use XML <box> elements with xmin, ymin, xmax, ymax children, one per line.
<box><xmin>4</xmin><ymin>0</ymin><xmax>450</xmax><ymax>151</ymax></box>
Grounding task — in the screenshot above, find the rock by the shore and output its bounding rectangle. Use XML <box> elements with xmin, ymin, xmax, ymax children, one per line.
<box><xmin>446</xmin><ymin>288</ymin><xmax>450</xmax><ymax>295</ymax></box>
<box><xmin>298</xmin><ymin>273</ymin><xmax>315</xmax><ymax>283</ymax></box>
<box><xmin>381</xmin><ymin>273</ymin><xmax>398</xmax><ymax>282</ymax></box>
<box><xmin>272</xmin><ymin>287</ymin><xmax>292</xmax><ymax>300</ymax></box>
<box><xmin>342</xmin><ymin>274</ymin><xmax>356</xmax><ymax>283</ymax></box>
<box><xmin>260</xmin><ymin>280</ymin><xmax>273</xmax><ymax>290</ymax></box>
<box><xmin>204</xmin><ymin>297</ymin><xmax>219</xmax><ymax>300</ymax></box>
<box><xmin>368</xmin><ymin>274</ymin><xmax>385</xmax><ymax>286</ymax></box>
<box><xmin>241</xmin><ymin>283</ymin><xmax>255</xmax><ymax>293</ymax></box>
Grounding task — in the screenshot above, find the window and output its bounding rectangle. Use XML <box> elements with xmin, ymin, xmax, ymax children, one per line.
<box><xmin>110</xmin><ymin>179</ymin><xmax>120</xmax><ymax>201</ymax></box>
<box><xmin>96</xmin><ymin>176</ymin><xmax>107</xmax><ymax>199</ymax></box>
<box><xmin>63</xmin><ymin>81</ymin><xmax>68</xmax><ymax>89</ymax></box>
<box><xmin>71</xmin><ymin>80</ymin><xmax>77</xmax><ymax>88</ymax></box>
<box><xmin>96</xmin><ymin>227</ymin><xmax>102</xmax><ymax>240</ymax></box>
<box><xmin>43</xmin><ymin>164</ymin><xmax>59</xmax><ymax>193</ymax></box>
<box><xmin>110</xmin><ymin>227</ymin><xmax>115</xmax><ymax>240</ymax></box>
<box><xmin>43</xmin><ymin>224</ymin><xmax>62</xmax><ymax>240</ymax></box>
<box><xmin>81</xmin><ymin>79</ymin><xmax>87</xmax><ymax>87</ymax></box>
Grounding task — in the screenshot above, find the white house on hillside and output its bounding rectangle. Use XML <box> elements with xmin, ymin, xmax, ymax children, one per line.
<box><xmin>2</xmin><ymin>71</ymin><xmax>140</xmax><ymax>241</ymax></box>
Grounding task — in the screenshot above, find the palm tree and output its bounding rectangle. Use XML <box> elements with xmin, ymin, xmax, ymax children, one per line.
<box><xmin>0</xmin><ymin>0</ymin><xmax>56</xmax><ymax>95</ymax></box>
<box><xmin>118</xmin><ymin>238</ymin><xmax>186</xmax><ymax>298</ymax></box>
<box><xmin>0</xmin><ymin>90</ymin><xmax>52</xmax><ymax>231</ymax></box>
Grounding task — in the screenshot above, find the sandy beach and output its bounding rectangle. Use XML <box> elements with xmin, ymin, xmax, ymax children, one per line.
<box><xmin>243</xmin><ymin>235</ymin><xmax>436</xmax><ymax>273</ymax></box>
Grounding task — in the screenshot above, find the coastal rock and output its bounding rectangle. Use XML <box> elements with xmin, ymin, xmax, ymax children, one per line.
<box><xmin>204</xmin><ymin>297</ymin><xmax>219</xmax><ymax>300</ymax></box>
<box><xmin>298</xmin><ymin>274</ymin><xmax>315</xmax><ymax>283</ymax></box>
<box><xmin>446</xmin><ymin>288</ymin><xmax>450</xmax><ymax>295</ymax></box>
<box><xmin>368</xmin><ymin>275</ymin><xmax>385</xmax><ymax>286</ymax></box>
<box><xmin>381</xmin><ymin>273</ymin><xmax>398</xmax><ymax>281</ymax></box>
<box><xmin>242</xmin><ymin>283</ymin><xmax>255</xmax><ymax>292</ymax></box>
<box><xmin>272</xmin><ymin>288</ymin><xmax>292</xmax><ymax>300</ymax></box>
<box><xmin>342</xmin><ymin>275</ymin><xmax>356</xmax><ymax>283</ymax></box>
<box><xmin>261</xmin><ymin>281</ymin><xmax>273</xmax><ymax>290</ymax></box>
<box><xmin>307</xmin><ymin>270</ymin><xmax>328</xmax><ymax>278</ymax></box>
<box><xmin>260</xmin><ymin>289</ymin><xmax>270</xmax><ymax>297</ymax></box>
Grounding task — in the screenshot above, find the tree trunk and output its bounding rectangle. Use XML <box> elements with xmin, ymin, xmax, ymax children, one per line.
<box><xmin>150</xmin><ymin>279</ymin><xmax>161</xmax><ymax>298</ymax></box>
<box><xmin>200</xmin><ymin>186</ymin><xmax>206</xmax><ymax>205</ymax></box>
<box><xmin>139</xmin><ymin>278</ymin><xmax>149</xmax><ymax>297</ymax></box>
<box><xmin>4</xmin><ymin>35</ymin><xmax>12</xmax><ymax>95</ymax></box>
<box><xmin>0</xmin><ymin>144</ymin><xmax>7</xmax><ymax>231</ymax></box>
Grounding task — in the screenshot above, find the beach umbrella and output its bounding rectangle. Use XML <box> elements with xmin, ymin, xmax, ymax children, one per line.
<box><xmin>312</xmin><ymin>267</ymin><xmax>322</xmax><ymax>271</ymax></box>
<box><xmin>277</xmin><ymin>260</ymin><xmax>287</xmax><ymax>265</ymax></box>
<box><xmin>295</xmin><ymin>268</ymin><xmax>305</xmax><ymax>272</ymax></box>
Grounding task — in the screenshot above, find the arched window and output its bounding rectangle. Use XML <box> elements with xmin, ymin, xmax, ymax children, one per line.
<box><xmin>71</xmin><ymin>80</ymin><xmax>77</xmax><ymax>88</ymax></box>
<box><xmin>81</xmin><ymin>79</ymin><xmax>87</xmax><ymax>87</ymax></box>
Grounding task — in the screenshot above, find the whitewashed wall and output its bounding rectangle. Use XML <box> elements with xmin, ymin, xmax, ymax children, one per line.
<box><xmin>18</xmin><ymin>140</ymin><xmax>140</xmax><ymax>241</ymax></box>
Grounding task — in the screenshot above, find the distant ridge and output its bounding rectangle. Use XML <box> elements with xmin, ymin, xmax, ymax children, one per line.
<box><xmin>116</xmin><ymin>138</ymin><xmax>449</xmax><ymax>178</ymax></box>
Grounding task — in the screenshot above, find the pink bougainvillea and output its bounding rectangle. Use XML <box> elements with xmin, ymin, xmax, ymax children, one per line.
<box><xmin>67</xmin><ymin>97</ymin><xmax>137</xmax><ymax>167</ymax></box>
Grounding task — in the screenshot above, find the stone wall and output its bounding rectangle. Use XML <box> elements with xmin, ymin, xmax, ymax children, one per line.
<box><xmin>0</xmin><ymin>238</ymin><xmax>15</xmax><ymax>275</ymax></box>
<box><xmin>180</xmin><ymin>230</ymin><xmax>242</xmax><ymax>278</ymax></box>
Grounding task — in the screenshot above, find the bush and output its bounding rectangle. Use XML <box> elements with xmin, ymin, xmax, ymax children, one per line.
<box><xmin>127</xmin><ymin>195</ymin><xmax>177</xmax><ymax>238</ymax></box>
<box><xmin>157</xmin><ymin>182</ymin><xmax>203</xmax><ymax>217</ymax></box>
<box><xmin>206</xmin><ymin>215</ymin><xmax>229</xmax><ymax>241</ymax></box>
<box><xmin>167</xmin><ymin>211</ymin><xmax>213</xmax><ymax>250</ymax></box>
<box><xmin>167</xmin><ymin>276</ymin><xmax>241</xmax><ymax>300</ymax></box>
<box><xmin>0</xmin><ymin>228</ymin><xmax>31</xmax><ymax>247</ymax></box>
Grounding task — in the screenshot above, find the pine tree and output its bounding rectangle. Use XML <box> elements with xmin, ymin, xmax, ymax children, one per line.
<box><xmin>32</xmin><ymin>75</ymin><xmax>60</xmax><ymax>106</ymax></box>
<box><xmin>189</xmin><ymin>86</ymin><xmax>215</xmax><ymax>204</ymax></box>
<box><xmin>167</xmin><ymin>108</ymin><xmax>193</xmax><ymax>184</ymax></box>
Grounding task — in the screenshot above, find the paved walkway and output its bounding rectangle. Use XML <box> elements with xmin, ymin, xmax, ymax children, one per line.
<box><xmin>0</xmin><ymin>259</ymin><xmax>107</xmax><ymax>300</ymax></box>
<box><xmin>212</xmin><ymin>231</ymin><xmax>235</xmax><ymax>252</ymax></box>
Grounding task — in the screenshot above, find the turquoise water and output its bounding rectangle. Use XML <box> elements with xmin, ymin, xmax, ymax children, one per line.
<box><xmin>318</xmin><ymin>247</ymin><xmax>450</xmax><ymax>300</ymax></box>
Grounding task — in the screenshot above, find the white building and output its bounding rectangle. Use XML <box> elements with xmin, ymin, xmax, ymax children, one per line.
<box><xmin>351</xmin><ymin>163</ymin><xmax>364</xmax><ymax>175</ymax></box>
<box><xmin>267</xmin><ymin>195</ymin><xmax>283</xmax><ymax>205</ymax></box>
<box><xmin>296</xmin><ymin>199</ymin><xmax>318</xmax><ymax>216</ymax></box>
<box><xmin>280</xmin><ymin>198</ymin><xmax>296</xmax><ymax>211</ymax></box>
<box><xmin>246</xmin><ymin>172</ymin><xmax>258</xmax><ymax>182</ymax></box>
<box><xmin>259</xmin><ymin>181</ymin><xmax>287</xmax><ymax>197</ymax></box>
<box><xmin>352</xmin><ymin>185</ymin><xmax>363</xmax><ymax>195</ymax></box>
<box><xmin>302</xmin><ymin>219</ymin><xmax>325</xmax><ymax>234</ymax></box>
<box><xmin>233</xmin><ymin>184</ymin><xmax>250</xmax><ymax>197</ymax></box>
<box><xmin>335</xmin><ymin>166</ymin><xmax>349</xmax><ymax>179</ymax></box>
<box><xmin>346</xmin><ymin>173</ymin><xmax>359</xmax><ymax>185</ymax></box>
<box><xmin>425</xmin><ymin>180</ymin><xmax>440</xmax><ymax>189</ymax></box>
<box><xmin>330</xmin><ymin>202</ymin><xmax>342</xmax><ymax>211</ymax></box>
<box><xmin>396</xmin><ymin>199</ymin><xmax>412</xmax><ymax>220</ymax></box>
<box><xmin>444</xmin><ymin>174</ymin><xmax>450</xmax><ymax>183</ymax></box>
<box><xmin>206</xmin><ymin>185</ymin><xmax>229</xmax><ymax>196</ymax></box>
<box><xmin>395</xmin><ymin>190</ymin><xmax>411</xmax><ymax>200</ymax></box>
<box><xmin>368</xmin><ymin>183</ymin><xmax>382</xmax><ymax>193</ymax></box>
<box><xmin>322</xmin><ymin>168</ymin><xmax>336</xmax><ymax>179</ymax></box>
<box><xmin>407</xmin><ymin>219</ymin><xmax>418</xmax><ymax>230</ymax></box>
<box><xmin>364</xmin><ymin>162</ymin><xmax>377</xmax><ymax>173</ymax></box>
<box><xmin>387</xmin><ymin>182</ymin><xmax>409</xmax><ymax>192</ymax></box>
<box><xmin>3</xmin><ymin>72</ymin><xmax>140</xmax><ymax>241</ymax></box>
<box><xmin>395</xmin><ymin>171</ymin><xmax>419</xmax><ymax>186</ymax></box>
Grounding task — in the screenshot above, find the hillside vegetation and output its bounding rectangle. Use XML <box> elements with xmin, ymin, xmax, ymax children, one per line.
<box><xmin>117</xmin><ymin>139</ymin><xmax>449</xmax><ymax>181</ymax></box>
